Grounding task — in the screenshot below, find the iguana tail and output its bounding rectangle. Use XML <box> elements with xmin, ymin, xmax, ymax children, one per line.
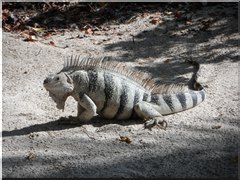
<box><xmin>186</xmin><ymin>60</ymin><xmax>204</xmax><ymax>91</ymax></box>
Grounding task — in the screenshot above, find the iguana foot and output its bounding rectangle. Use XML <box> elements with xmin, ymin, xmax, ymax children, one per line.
<box><xmin>144</xmin><ymin>119</ymin><xmax>167</xmax><ymax>130</ymax></box>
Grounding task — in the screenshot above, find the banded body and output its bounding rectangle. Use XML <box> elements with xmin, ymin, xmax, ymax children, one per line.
<box><xmin>43</xmin><ymin>56</ymin><xmax>206</xmax><ymax>129</ymax></box>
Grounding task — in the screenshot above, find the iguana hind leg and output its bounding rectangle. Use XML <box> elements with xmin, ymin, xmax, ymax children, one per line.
<box><xmin>134</xmin><ymin>101</ymin><xmax>167</xmax><ymax>130</ymax></box>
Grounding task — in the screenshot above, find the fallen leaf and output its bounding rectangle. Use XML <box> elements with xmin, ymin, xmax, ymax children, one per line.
<box><xmin>186</xmin><ymin>19</ymin><xmax>192</xmax><ymax>25</ymax></box>
<box><xmin>4</xmin><ymin>25</ymin><xmax>12</xmax><ymax>31</ymax></box>
<box><xmin>211</xmin><ymin>125</ymin><xmax>221</xmax><ymax>129</ymax></box>
<box><xmin>150</xmin><ymin>18</ymin><xmax>159</xmax><ymax>25</ymax></box>
<box><xmin>26</xmin><ymin>152</ymin><xmax>36</xmax><ymax>160</ymax></box>
<box><xmin>32</xmin><ymin>27</ymin><xmax>45</xmax><ymax>32</ymax></box>
<box><xmin>23</xmin><ymin>34</ymin><xmax>38</xmax><ymax>42</ymax></box>
<box><xmin>164</xmin><ymin>59</ymin><xmax>170</xmax><ymax>63</ymax></box>
<box><xmin>102</xmin><ymin>27</ymin><xmax>109</xmax><ymax>31</ymax></box>
<box><xmin>42</xmin><ymin>32</ymin><xmax>52</xmax><ymax>38</ymax></box>
<box><xmin>48</xmin><ymin>41</ymin><xmax>55</xmax><ymax>46</ymax></box>
<box><xmin>119</xmin><ymin>136</ymin><xmax>132</xmax><ymax>144</ymax></box>
<box><xmin>93</xmin><ymin>40</ymin><xmax>102</xmax><ymax>45</ymax></box>
<box><xmin>117</xmin><ymin>32</ymin><xmax>123</xmax><ymax>36</ymax></box>
<box><xmin>85</xmin><ymin>28</ymin><xmax>93</xmax><ymax>34</ymax></box>
<box><xmin>142</xmin><ymin>12</ymin><xmax>149</xmax><ymax>17</ymax></box>
<box><xmin>2</xmin><ymin>9</ymin><xmax>10</xmax><ymax>20</ymax></box>
<box><xmin>12</xmin><ymin>21</ymin><xmax>22</xmax><ymax>31</ymax></box>
<box><xmin>164</xmin><ymin>11</ymin><xmax>173</xmax><ymax>15</ymax></box>
<box><xmin>94</xmin><ymin>31</ymin><xmax>102</xmax><ymax>35</ymax></box>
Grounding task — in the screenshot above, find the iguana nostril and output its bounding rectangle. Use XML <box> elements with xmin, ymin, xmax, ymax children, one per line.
<box><xmin>43</xmin><ymin>79</ymin><xmax>48</xmax><ymax>84</ymax></box>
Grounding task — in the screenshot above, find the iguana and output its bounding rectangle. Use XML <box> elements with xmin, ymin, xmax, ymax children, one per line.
<box><xmin>43</xmin><ymin>56</ymin><xmax>205</xmax><ymax>129</ymax></box>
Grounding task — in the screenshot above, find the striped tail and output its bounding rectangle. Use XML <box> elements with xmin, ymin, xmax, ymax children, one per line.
<box><xmin>151</xmin><ymin>89</ymin><xmax>206</xmax><ymax>115</ymax></box>
<box><xmin>186</xmin><ymin>60</ymin><xmax>204</xmax><ymax>91</ymax></box>
<box><xmin>151</xmin><ymin>60</ymin><xmax>206</xmax><ymax>115</ymax></box>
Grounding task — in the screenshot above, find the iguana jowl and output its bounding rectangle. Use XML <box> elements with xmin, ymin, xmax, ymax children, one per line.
<box><xmin>43</xmin><ymin>56</ymin><xmax>205</xmax><ymax>129</ymax></box>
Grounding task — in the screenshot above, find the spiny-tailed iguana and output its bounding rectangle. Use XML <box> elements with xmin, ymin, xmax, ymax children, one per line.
<box><xmin>43</xmin><ymin>56</ymin><xmax>205</xmax><ymax>129</ymax></box>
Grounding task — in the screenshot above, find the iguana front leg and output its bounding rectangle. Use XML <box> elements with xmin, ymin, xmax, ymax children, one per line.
<box><xmin>134</xmin><ymin>101</ymin><xmax>167</xmax><ymax>130</ymax></box>
<box><xmin>76</xmin><ymin>93</ymin><xmax>97</xmax><ymax>122</ymax></box>
<box><xmin>59</xmin><ymin>93</ymin><xmax>97</xmax><ymax>125</ymax></box>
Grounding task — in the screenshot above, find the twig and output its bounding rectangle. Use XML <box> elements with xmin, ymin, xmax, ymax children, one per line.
<box><xmin>82</xmin><ymin>128</ymin><xmax>96</xmax><ymax>140</ymax></box>
<box><xmin>35</xmin><ymin>48</ymin><xmax>42</xmax><ymax>56</ymax></box>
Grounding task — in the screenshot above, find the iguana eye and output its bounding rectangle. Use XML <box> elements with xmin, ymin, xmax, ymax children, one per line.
<box><xmin>56</xmin><ymin>77</ymin><xmax>60</xmax><ymax>81</ymax></box>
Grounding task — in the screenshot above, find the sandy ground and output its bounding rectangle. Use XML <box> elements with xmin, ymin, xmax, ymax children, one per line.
<box><xmin>2</xmin><ymin>4</ymin><xmax>239</xmax><ymax>178</ymax></box>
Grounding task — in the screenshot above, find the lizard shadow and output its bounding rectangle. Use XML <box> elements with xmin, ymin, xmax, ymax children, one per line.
<box><xmin>2</xmin><ymin>116</ymin><xmax>144</xmax><ymax>137</ymax></box>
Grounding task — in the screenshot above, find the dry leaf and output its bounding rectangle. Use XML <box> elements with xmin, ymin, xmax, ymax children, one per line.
<box><xmin>85</xmin><ymin>28</ymin><xmax>93</xmax><ymax>34</ymax></box>
<box><xmin>102</xmin><ymin>27</ymin><xmax>109</xmax><ymax>31</ymax></box>
<box><xmin>211</xmin><ymin>125</ymin><xmax>221</xmax><ymax>129</ymax></box>
<box><xmin>117</xmin><ymin>32</ymin><xmax>123</xmax><ymax>36</ymax></box>
<box><xmin>164</xmin><ymin>59</ymin><xmax>170</xmax><ymax>63</ymax></box>
<box><xmin>48</xmin><ymin>41</ymin><xmax>55</xmax><ymax>46</ymax></box>
<box><xmin>93</xmin><ymin>40</ymin><xmax>102</xmax><ymax>45</ymax></box>
<box><xmin>26</xmin><ymin>152</ymin><xmax>36</xmax><ymax>160</ymax></box>
<box><xmin>164</xmin><ymin>11</ymin><xmax>173</xmax><ymax>15</ymax></box>
<box><xmin>4</xmin><ymin>25</ymin><xmax>12</xmax><ymax>32</ymax></box>
<box><xmin>42</xmin><ymin>32</ymin><xmax>52</xmax><ymax>38</ymax></box>
<box><xmin>150</xmin><ymin>18</ymin><xmax>159</xmax><ymax>25</ymax></box>
<box><xmin>186</xmin><ymin>20</ymin><xmax>192</xmax><ymax>25</ymax></box>
<box><xmin>32</xmin><ymin>27</ymin><xmax>45</xmax><ymax>32</ymax></box>
<box><xmin>23</xmin><ymin>34</ymin><xmax>38</xmax><ymax>42</ymax></box>
<box><xmin>142</xmin><ymin>12</ymin><xmax>149</xmax><ymax>17</ymax></box>
<box><xmin>119</xmin><ymin>136</ymin><xmax>132</xmax><ymax>144</ymax></box>
<box><xmin>94</xmin><ymin>31</ymin><xmax>102</xmax><ymax>35</ymax></box>
<box><xmin>2</xmin><ymin>9</ymin><xmax>10</xmax><ymax>21</ymax></box>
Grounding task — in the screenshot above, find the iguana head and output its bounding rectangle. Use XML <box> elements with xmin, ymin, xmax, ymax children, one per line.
<box><xmin>43</xmin><ymin>72</ymin><xmax>74</xmax><ymax>110</ymax></box>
